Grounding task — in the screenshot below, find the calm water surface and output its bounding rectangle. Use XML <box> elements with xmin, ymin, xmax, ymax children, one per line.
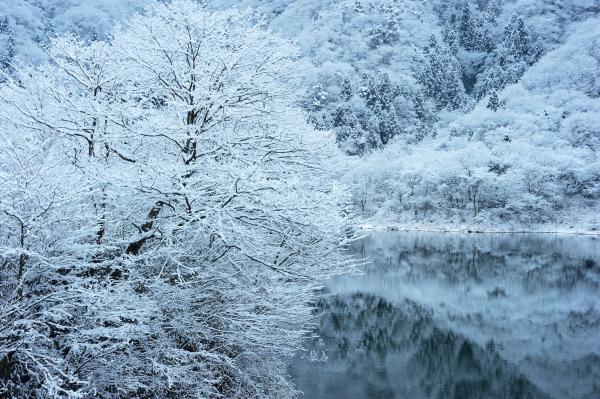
<box><xmin>290</xmin><ymin>232</ymin><xmax>600</xmax><ymax>399</ymax></box>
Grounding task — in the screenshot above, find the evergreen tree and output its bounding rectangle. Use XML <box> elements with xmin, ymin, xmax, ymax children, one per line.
<box><xmin>368</xmin><ymin>5</ymin><xmax>400</xmax><ymax>48</ymax></box>
<box><xmin>378</xmin><ymin>110</ymin><xmax>399</xmax><ymax>145</ymax></box>
<box><xmin>529</xmin><ymin>39</ymin><xmax>545</xmax><ymax>64</ymax></box>
<box><xmin>459</xmin><ymin>2</ymin><xmax>478</xmax><ymax>51</ymax></box>
<box><xmin>448</xmin><ymin>11</ymin><xmax>458</xmax><ymax>27</ymax></box>
<box><xmin>413</xmin><ymin>89</ymin><xmax>428</xmax><ymax>123</ymax></box>
<box><xmin>484</xmin><ymin>0</ymin><xmax>502</xmax><ymax>26</ymax></box>
<box><xmin>359</xmin><ymin>73</ymin><xmax>396</xmax><ymax>113</ymax></box>
<box><xmin>487</xmin><ymin>91</ymin><xmax>499</xmax><ymax>111</ymax></box>
<box><xmin>499</xmin><ymin>15</ymin><xmax>543</xmax><ymax>66</ymax></box>
<box><xmin>311</xmin><ymin>83</ymin><xmax>328</xmax><ymax>110</ymax></box>
<box><xmin>475</xmin><ymin>18</ymin><xmax>494</xmax><ymax>52</ymax></box>
<box><xmin>0</xmin><ymin>17</ymin><xmax>15</xmax><ymax>73</ymax></box>
<box><xmin>444</xmin><ymin>27</ymin><xmax>460</xmax><ymax>55</ymax></box>
<box><xmin>503</xmin><ymin>14</ymin><xmax>531</xmax><ymax>60</ymax></box>
<box><xmin>334</xmin><ymin>72</ymin><xmax>416</xmax><ymax>153</ymax></box>
<box><xmin>476</xmin><ymin>61</ymin><xmax>525</xmax><ymax>98</ymax></box>
<box><xmin>341</xmin><ymin>78</ymin><xmax>353</xmax><ymax>101</ymax></box>
<box><xmin>455</xmin><ymin>1</ymin><xmax>493</xmax><ymax>53</ymax></box>
<box><xmin>474</xmin><ymin>13</ymin><xmax>542</xmax><ymax>98</ymax></box>
<box><xmin>333</xmin><ymin>105</ymin><xmax>347</xmax><ymax>127</ymax></box>
<box><xmin>417</xmin><ymin>35</ymin><xmax>465</xmax><ymax>110</ymax></box>
<box><xmin>408</xmin><ymin>88</ymin><xmax>433</xmax><ymax>140</ymax></box>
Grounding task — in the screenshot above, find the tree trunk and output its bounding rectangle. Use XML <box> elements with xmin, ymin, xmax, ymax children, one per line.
<box><xmin>126</xmin><ymin>108</ymin><xmax>198</xmax><ymax>255</ymax></box>
<box><xmin>17</xmin><ymin>223</ymin><xmax>25</xmax><ymax>299</ymax></box>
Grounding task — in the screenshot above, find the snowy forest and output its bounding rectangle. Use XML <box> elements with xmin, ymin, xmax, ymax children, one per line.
<box><xmin>0</xmin><ymin>0</ymin><xmax>599</xmax><ymax>397</ymax></box>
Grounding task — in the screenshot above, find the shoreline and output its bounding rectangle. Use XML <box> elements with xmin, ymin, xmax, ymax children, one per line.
<box><xmin>359</xmin><ymin>223</ymin><xmax>600</xmax><ymax>237</ymax></box>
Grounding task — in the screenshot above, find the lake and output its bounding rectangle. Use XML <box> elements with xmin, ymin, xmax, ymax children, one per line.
<box><xmin>290</xmin><ymin>232</ymin><xmax>600</xmax><ymax>399</ymax></box>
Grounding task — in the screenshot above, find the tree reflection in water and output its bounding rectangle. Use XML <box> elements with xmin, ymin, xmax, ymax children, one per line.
<box><xmin>290</xmin><ymin>232</ymin><xmax>600</xmax><ymax>399</ymax></box>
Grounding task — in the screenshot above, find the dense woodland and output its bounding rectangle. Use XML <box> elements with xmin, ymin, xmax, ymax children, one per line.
<box><xmin>0</xmin><ymin>0</ymin><xmax>599</xmax><ymax>397</ymax></box>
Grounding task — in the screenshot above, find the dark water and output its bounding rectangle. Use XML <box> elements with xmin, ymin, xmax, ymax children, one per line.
<box><xmin>290</xmin><ymin>232</ymin><xmax>600</xmax><ymax>399</ymax></box>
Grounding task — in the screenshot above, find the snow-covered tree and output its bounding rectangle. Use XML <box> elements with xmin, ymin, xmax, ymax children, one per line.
<box><xmin>487</xmin><ymin>91</ymin><xmax>499</xmax><ymax>111</ymax></box>
<box><xmin>378</xmin><ymin>110</ymin><xmax>400</xmax><ymax>145</ymax></box>
<box><xmin>0</xmin><ymin>1</ymin><xmax>358</xmax><ymax>397</ymax></box>
<box><xmin>503</xmin><ymin>14</ymin><xmax>531</xmax><ymax>60</ymax></box>
<box><xmin>0</xmin><ymin>0</ymin><xmax>155</xmax><ymax>73</ymax></box>
<box><xmin>359</xmin><ymin>73</ymin><xmax>396</xmax><ymax>113</ymax></box>
<box><xmin>474</xmin><ymin>13</ymin><xmax>544</xmax><ymax>98</ymax></box>
<box><xmin>484</xmin><ymin>0</ymin><xmax>502</xmax><ymax>26</ymax></box>
<box><xmin>367</xmin><ymin>4</ymin><xmax>400</xmax><ymax>48</ymax></box>
<box><xmin>0</xmin><ymin>17</ymin><xmax>15</xmax><ymax>74</ymax></box>
<box><xmin>459</xmin><ymin>2</ymin><xmax>478</xmax><ymax>50</ymax></box>
<box><xmin>417</xmin><ymin>35</ymin><xmax>466</xmax><ymax>110</ymax></box>
<box><xmin>443</xmin><ymin>26</ymin><xmax>460</xmax><ymax>55</ymax></box>
<box><xmin>341</xmin><ymin>78</ymin><xmax>353</xmax><ymax>102</ymax></box>
<box><xmin>311</xmin><ymin>82</ymin><xmax>329</xmax><ymax>111</ymax></box>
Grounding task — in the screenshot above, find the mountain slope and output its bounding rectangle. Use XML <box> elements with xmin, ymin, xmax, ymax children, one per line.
<box><xmin>344</xmin><ymin>12</ymin><xmax>600</xmax><ymax>231</ymax></box>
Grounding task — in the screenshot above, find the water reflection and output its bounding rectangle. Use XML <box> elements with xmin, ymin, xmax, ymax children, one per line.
<box><xmin>290</xmin><ymin>232</ymin><xmax>600</xmax><ymax>399</ymax></box>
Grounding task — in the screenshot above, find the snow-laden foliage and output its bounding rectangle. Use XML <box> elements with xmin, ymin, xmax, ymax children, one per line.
<box><xmin>346</xmin><ymin>15</ymin><xmax>600</xmax><ymax>231</ymax></box>
<box><xmin>0</xmin><ymin>0</ymin><xmax>153</xmax><ymax>71</ymax></box>
<box><xmin>416</xmin><ymin>35</ymin><xmax>465</xmax><ymax>110</ymax></box>
<box><xmin>0</xmin><ymin>1</ymin><xmax>358</xmax><ymax>397</ymax></box>
<box><xmin>296</xmin><ymin>0</ymin><xmax>440</xmax><ymax>153</ymax></box>
<box><xmin>207</xmin><ymin>0</ymin><xmax>441</xmax><ymax>154</ymax></box>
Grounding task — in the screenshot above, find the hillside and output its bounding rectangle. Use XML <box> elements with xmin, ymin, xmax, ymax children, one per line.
<box><xmin>1</xmin><ymin>0</ymin><xmax>598</xmax><ymax>228</ymax></box>
<box><xmin>345</xmin><ymin>12</ymin><xmax>600</xmax><ymax>232</ymax></box>
<box><xmin>209</xmin><ymin>0</ymin><xmax>600</xmax><ymax>231</ymax></box>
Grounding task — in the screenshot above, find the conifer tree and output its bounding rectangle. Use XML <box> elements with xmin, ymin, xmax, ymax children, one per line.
<box><xmin>368</xmin><ymin>5</ymin><xmax>400</xmax><ymax>48</ymax></box>
<box><xmin>0</xmin><ymin>17</ymin><xmax>15</xmax><ymax>73</ymax></box>
<box><xmin>311</xmin><ymin>83</ymin><xmax>328</xmax><ymax>110</ymax></box>
<box><xmin>474</xmin><ymin>13</ymin><xmax>542</xmax><ymax>98</ymax></box>
<box><xmin>378</xmin><ymin>110</ymin><xmax>399</xmax><ymax>145</ymax></box>
<box><xmin>413</xmin><ymin>89</ymin><xmax>429</xmax><ymax>123</ymax></box>
<box><xmin>444</xmin><ymin>27</ymin><xmax>460</xmax><ymax>55</ymax></box>
<box><xmin>484</xmin><ymin>0</ymin><xmax>502</xmax><ymax>26</ymax></box>
<box><xmin>459</xmin><ymin>2</ymin><xmax>478</xmax><ymax>50</ymax></box>
<box><xmin>503</xmin><ymin>14</ymin><xmax>531</xmax><ymax>60</ymax></box>
<box><xmin>359</xmin><ymin>73</ymin><xmax>396</xmax><ymax>112</ymax></box>
<box><xmin>417</xmin><ymin>35</ymin><xmax>465</xmax><ymax>110</ymax></box>
<box><xmin>487</xmin><ymin>91</ymin><xmax>499</xmax><ymax>111</ymax></box>
<box><xmin>333</xmin><ymin>105</ymin><xmax>347</xmax><ymax>127</ymax></box>
<box><xmin>341</xmin><ymin>78</ymin><xmax>353</xmax><ymax>101</ymax></box>
<box><xmin>529</xmin><ymin>39</ymin><xmax>545</xmax><ymax>64</ymax></box>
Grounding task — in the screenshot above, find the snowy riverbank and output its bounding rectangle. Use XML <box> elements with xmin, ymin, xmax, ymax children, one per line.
<box><xmin>359</xmin><ymin>221</ymin><xmax>600</xmax><ymax>236</ymax></box>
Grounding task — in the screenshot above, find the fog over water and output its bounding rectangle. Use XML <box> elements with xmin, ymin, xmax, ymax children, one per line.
<box><xmin>291</xmin><ymin>232</ymin><xmax>600</xmax><ymax>399</ymax></box>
